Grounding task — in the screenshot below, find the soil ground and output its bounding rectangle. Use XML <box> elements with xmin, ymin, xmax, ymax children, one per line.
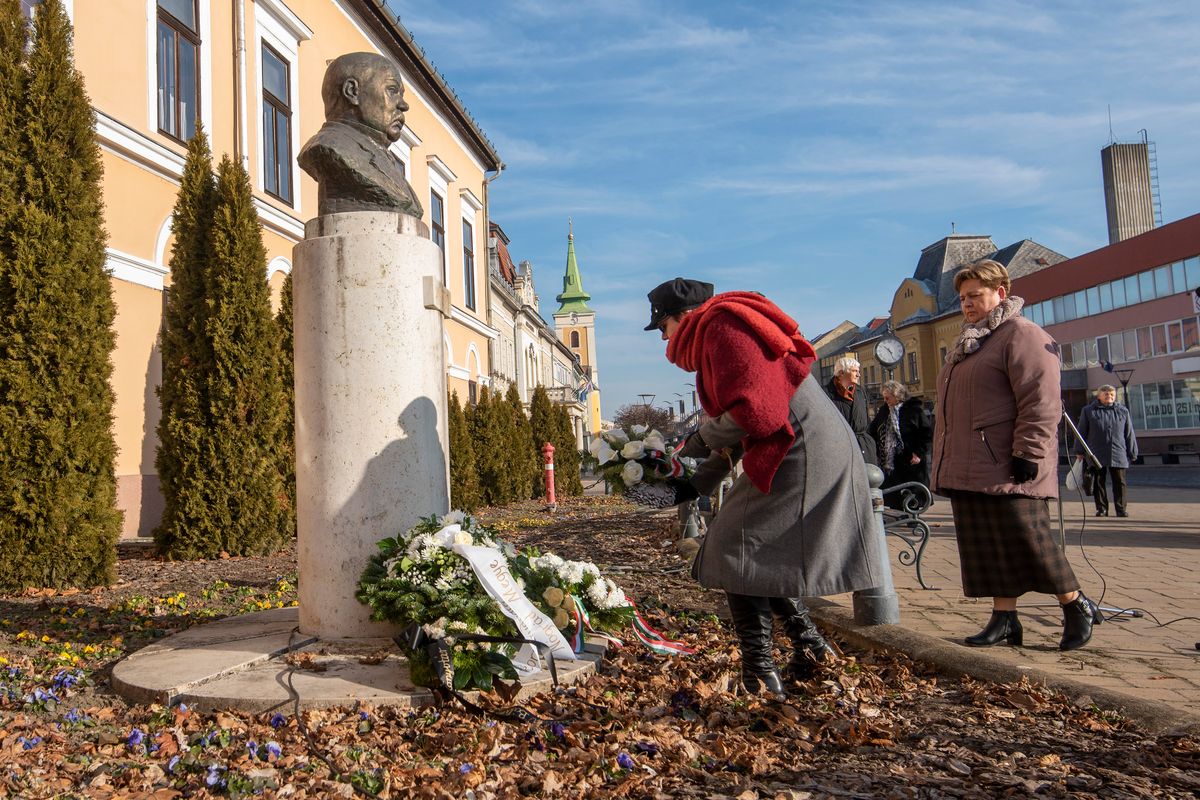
<box><xmin>0</xmin><ymin>495</ymin><xmax>1196</xmax><ymax>798</ymax></box>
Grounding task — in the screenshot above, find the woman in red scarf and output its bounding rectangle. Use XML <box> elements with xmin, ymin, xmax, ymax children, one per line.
<box><xmin>644</xmin><ymin>278</ymin><xmax>885</xmax><ymax>697</ymax></box>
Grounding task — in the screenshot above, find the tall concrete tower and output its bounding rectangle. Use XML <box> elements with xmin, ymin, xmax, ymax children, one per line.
<box><xmin>1101</xmin><ymin>141</ymin><xmax>1157</xmax><ymax>244</ymax></box>
<box><xmin>552</xmin><ymin>222</ymin><xmax>601</xmax><ymax>437</ymax></box>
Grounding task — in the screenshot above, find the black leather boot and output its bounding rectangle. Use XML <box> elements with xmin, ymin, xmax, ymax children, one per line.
<box><xmin>769</xmin><ymin>597</ymin><xmax>835</xmax><ymax>681</ymax></box>
<box><xmin>726</xmin><ymin>593</ymin><xmax>785</xmax><ymax>698</ymax></box>
<box><xmin>965</xmin><ymin>610</ymin><xmax>1023</xmax><ymax>647</ymax></box>
<box><xmin>1060</xmin><ymin>593</ymin><xmax>1100</xmax><ymax>651</ymax></box>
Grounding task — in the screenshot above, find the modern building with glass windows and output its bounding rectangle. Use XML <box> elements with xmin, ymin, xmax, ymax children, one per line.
<box><xmin>1013</xmin><ymin>212</ymin><xmax>1200</xmax><ymax>462</ymax></box>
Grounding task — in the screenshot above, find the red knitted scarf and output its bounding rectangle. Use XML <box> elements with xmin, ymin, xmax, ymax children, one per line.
<box><xmin>666</xmin><ymin>292</ymin><xmax>816</xmax><ymax>493</ymax></box>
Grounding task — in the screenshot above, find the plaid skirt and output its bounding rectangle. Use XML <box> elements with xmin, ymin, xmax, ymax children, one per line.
<box><xmin>947</xmin><ymin>490</ymin><xmax>1079</xmax><ymax>598</ymax></box>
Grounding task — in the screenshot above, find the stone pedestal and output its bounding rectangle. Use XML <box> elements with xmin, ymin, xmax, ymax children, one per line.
<box><xmin>293</xmin><ymin>212</ymin><xmax>450</xmax><ymax>639</ymax></box>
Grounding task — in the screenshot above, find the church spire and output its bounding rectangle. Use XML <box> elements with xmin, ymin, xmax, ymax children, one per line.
<box><xmin>555</xmin><ymin>218</ymin><xmax>593</xmax><ymax>314</ymax></box>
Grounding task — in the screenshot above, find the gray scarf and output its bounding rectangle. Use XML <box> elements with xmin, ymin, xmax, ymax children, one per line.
<box><xmin>946</xmin><ymin>296</ymin><xmax>1025</xmax><ymax>365</ymax></box>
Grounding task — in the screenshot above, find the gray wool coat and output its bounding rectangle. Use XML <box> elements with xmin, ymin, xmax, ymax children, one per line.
<box><xmin>684</xmin><ymin>376</ymin><xmax>883</xmax><ymax>598</ymax></box>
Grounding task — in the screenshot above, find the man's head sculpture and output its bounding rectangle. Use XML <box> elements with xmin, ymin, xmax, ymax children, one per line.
<box><xmin>321</xmin><ymin>53</ymin><xmax>409</xmax><ymax>143</ymax></box>
<box><xmin>297</xmin><ymin>52</ymin><xmax>425</xmax><ymax>219</ymax></box>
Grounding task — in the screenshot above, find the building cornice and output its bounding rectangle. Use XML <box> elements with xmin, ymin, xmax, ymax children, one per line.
<box><xmin>449</xmin><ymin>306</ymin><xmax>499</xmax><ymax>340</ymax></box>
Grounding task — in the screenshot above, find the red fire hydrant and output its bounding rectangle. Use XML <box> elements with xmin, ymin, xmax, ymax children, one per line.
<box><xmin>541</xmin><ymin>442</ymin><xmax>557</xmax><ymax>512</ymax></box>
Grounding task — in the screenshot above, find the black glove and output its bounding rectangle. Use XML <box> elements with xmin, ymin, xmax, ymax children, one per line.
<box><xmin>1012</xmin><ymin>456</ymin><xmax>1038</xmax><ymax>483</ymax></box>
<box><xmin>624</xmin><ymin>479</ymin><xmax>700</xmax><ymax>509</ymax></box>
<box><xmin>669</xmin><ymin>478</ymin><xmax>700</xmax><ymax>504</ymax></box>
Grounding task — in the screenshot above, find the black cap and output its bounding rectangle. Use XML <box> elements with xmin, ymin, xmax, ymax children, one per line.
<box><xmin>644</xmin><ymin>278</ymin><xmax>714</xmax><ymax>331</ymax></box>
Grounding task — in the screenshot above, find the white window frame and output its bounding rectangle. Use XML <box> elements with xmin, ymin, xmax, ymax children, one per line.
<box><xmin>390</xmin><ymin>126</ymin><xmax>421</xmax><ymax>178</ymax></box>
<box><xmin>460</xmin><ymin>188</ymin><xmax>482</xmax><ymax>313</ymax></box>
<box><xmin>146</xmin><ymin>0</ymin><xmax>213</xmax><ymax>143</ymax></box>
<box><xmin>253</xmin><ymin>0</ymin><xmax>311</xmax><ymax>212</ymax></box>
<box><xmin>427</xmin><ymin>155</ymin><xmax>456</xmax><ymax>286</ymax></box>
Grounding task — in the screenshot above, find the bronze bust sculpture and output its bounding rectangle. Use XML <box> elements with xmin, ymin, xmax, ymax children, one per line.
<box><xmin>298</xmin><ymin>52</ymin><xmax>424</xmax><ymax>218</ymax></box>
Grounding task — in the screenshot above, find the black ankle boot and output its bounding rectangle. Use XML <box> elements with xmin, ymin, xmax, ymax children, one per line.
<box><xmin>769</xmin><ymin>597</ymin><xmax>835</xmax><ymax>681</ymax></box>
<box><xmin>726</xmin><ymin>593</ymin><xmax>786</xmax><ymax>698</ymax></box>
<box><xmin>965</xmin><ymin>610</ymin><xmax>1023</xmax><ymax>647</ymax></box>
<box><xmin>1060</xmin><ymin>593</ymin><xmax>1099</xmax><ymax>651</ymax></box>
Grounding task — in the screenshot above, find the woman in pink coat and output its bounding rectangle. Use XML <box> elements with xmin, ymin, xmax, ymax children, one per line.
<box><xmin>932</xmin><ymin>259</ymin><xmax>1100</xmax><ymax>651</ymax></box>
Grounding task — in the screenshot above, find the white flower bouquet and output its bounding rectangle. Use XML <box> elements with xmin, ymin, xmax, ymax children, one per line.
<box><xmin>509</xmin><ymin>549</ymin><xmax>635</xmax><ymax>650</ymax></box>
<box><xmin>357</xmin><ymin>511</ymin><xmax>691</xmax><ymax>692</ymax></box>
<box><xmin>589</xmin><ymin>424</ymin><xmax>695</xmax><ymax>492</ymax></box>
<box><xmin>355</xmin><ymin>512</ymin><xmax>523</xmax><ymax>691</ymax></box>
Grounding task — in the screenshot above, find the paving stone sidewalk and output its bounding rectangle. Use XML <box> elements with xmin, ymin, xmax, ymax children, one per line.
<box><xmin>821</xmin><ymin>483</ymin><xmax>1200</xmax><ymax>725</ymax></box>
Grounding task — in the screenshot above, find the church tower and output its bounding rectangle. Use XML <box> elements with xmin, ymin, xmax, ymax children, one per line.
<box><xmin>552</xmin><ymin>221</ymin><xmax>602</xmax><ymax>436</ymax></box>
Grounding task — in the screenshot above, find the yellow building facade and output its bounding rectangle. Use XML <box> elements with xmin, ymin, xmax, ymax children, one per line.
<box><xmin>52</xmin><ymin>0</ymin><xmax>502</xmax><ymax>536</ymax></box>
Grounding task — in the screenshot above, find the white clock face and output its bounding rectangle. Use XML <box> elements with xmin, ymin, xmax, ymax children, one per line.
<box><xmin>875</xmin><ymin>337</ymin><xmax>904</xmax><ymax>366</ymax></box>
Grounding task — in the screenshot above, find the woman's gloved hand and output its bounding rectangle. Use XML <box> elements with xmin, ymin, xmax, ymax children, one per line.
<box><xmin>1012</xmin><ymin>456</ymin><xmax>1038</xmax><ymax>483</ymax></box>
<box><xmin>624</xmin><ymin>478</ymin><xmax>700</xmax><ymax>509</ymax></box>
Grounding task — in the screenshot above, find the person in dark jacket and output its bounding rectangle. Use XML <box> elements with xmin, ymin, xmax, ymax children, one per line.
<box><xmin>1075</xmin><ymin>385</ymin><xmax>1138</xmax><ymax>517</ymax></box>
<box><xmin>868</xmin><ymin>380</ymin><xmax>932</xmax><ymax>509</ymax></box>
<box><xmin>824</xmin><ymin>357</ymin><xmax>877</xmax><ymax>466</ymax></box>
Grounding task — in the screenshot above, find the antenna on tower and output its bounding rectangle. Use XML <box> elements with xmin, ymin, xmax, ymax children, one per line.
<box><xmin>1108</xmin><ymin>105</ymin><xmax>1114</xmax><ymax>144</ymax></box>
<box><xmin>568</xmin><ymin>217</ymin><xmax>573</xmax><ymax>240</ymax></box>
<box><xmin>950</xmin><ymin>221</ymin><xmax>956</xmax><ymax>234</ymax></box>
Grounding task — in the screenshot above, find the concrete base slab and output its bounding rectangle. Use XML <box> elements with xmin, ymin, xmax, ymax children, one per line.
<box><xmin>111</xmin><ymin>608</ymin><xmax>602</xmax><ymax>714</ymax></box>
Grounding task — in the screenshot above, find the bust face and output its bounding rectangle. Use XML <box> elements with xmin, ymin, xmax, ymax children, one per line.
<box><xmin>350</xmin><ymin>64</ymin><xmax>409</xmax><ymax>143</ymax></box>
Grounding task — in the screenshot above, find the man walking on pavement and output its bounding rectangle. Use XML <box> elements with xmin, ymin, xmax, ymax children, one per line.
<box><xmin>1076</xmin><ymin>385</ymin><xmax>1138</xmax><ymax>518</ymax></box>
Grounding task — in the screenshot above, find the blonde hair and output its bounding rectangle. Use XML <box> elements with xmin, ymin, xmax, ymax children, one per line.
<box><xmin>954</xmin><ymin>258</ymin><xmax>1011</xmax><ymax>294</ymax></box>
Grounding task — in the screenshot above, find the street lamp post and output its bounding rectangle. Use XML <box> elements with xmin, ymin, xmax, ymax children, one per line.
<box><xmin>1114</xmin><ymin>368</ymin><xmax>1135</xmax><ymax>408</ymax></box>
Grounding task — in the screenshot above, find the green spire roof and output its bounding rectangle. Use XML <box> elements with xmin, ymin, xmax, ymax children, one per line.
<box><xmin>555</xmin><ymin>220</ymin><xmax>593</xmax><ymax>314</ymax></box>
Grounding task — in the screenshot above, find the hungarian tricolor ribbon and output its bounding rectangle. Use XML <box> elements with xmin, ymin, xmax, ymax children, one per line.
<box><xmin>623</xmin><ymin>594</ymin><xmax>695</xmax><ymax>656</ymax></box>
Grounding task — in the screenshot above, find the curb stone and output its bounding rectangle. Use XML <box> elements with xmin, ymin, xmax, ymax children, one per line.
<box><xmin>808</xmin><ymin>599</ymin><xmax>1200</xmax><ymax>737</ymax></box>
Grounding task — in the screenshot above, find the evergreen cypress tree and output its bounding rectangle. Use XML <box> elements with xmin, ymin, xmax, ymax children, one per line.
<box><xmin>551</xmin><ymin>405</ymin><xmax>584</xmax><ymax>496</ymax></box>
<box><xmin>503</xmin><ymin>383</ymin><xmax>536</xmax><ymax>501</ymax></box>
<box><xmin>447</xmin><ymin>390</ymin><xmax>480</xmax><ymax>512</ymax></box>
<box><xmin>0</xmin><ymin>0</ymin><xmax>24</xmax><ymax>217</ymax></box>
<box><xmin>199</xmin><ymin>155</ymin><xmax>291</xmax><ymax>556</ymax></box>
<box><xmin>154</xmin><ymin>127</ymin><xmax>217</xmax><ymax>556</ymax></box>
<box><xmin>0</xmin><ymin>0</ymin><xmax>121</xmax><ymax>589</ymax></box>
<box><xmin>276</xmin><ymin>270</ymin><xmax>295</xmax><ymax>527</ymax></box>
<box><xmin>527</xmin><ymin>385</ymin><xmax>555</xmax><ymax>498</ymax></box>
<box><xmin>469</xmin><ymin>387</ymin><xmax>506</xmax><ymax>506</ymax></box>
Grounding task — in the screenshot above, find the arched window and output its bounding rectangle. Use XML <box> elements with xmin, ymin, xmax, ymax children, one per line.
<box><xmin>570</xmin><ymin>330</ymin><xmax>580</xmax><ymax>348</ymax></box>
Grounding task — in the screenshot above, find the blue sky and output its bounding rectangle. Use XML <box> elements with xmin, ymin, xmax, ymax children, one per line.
<box><xmin>385</xmin><ymin>0</ymin><xmax>1200</xmax><ymax>421</ymax></box>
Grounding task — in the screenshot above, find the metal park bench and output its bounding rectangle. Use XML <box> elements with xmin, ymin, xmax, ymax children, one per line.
<box><xmin>880</xmin><ymin>482</ymin><xmax>936</xmax><ymax>590</ymax></box>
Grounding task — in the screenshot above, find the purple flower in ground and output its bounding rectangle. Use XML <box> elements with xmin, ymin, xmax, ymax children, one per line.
<box><xmin>64</xmin><ymin>708</ymin><xmax>82</xmax><ymax>724</ymax></box>
<box><xmin>246</xmin><ymin>740</ymin><xmax>259</xmax><ymax>759</ymax></box>
<box><xmin>359</xmin><ymin>710</ymin><xmax>370</xmax><ymax>720</ymax></box>
<box><xmin>270</xmin><ymin>712</ymin><xmax>286</xmax><ymax>729</ymax></box>
<box><xmin>549</xmin><ymin>722</ymin><xmax>566</xmax><ymax>739</ymax></box>
<box><xmin>617</xmin><ymin>752</ymin><xmax>635</xmax><ymax>770</ymax></box>
<box><xmin>206</xmin><ymin>765</ymin><xmax>226</xmax><ymax>788</ymax></box>
<box><xmin>32</xmin><ymin>687</ymin><xmax>59</xmax><ymax>703</ymax></box>
<box><xmin>53</xmin><ymin>670</ymin><xmax>80</xmax><ymax>690</ymax></box>
<box><xmin>265</xmin><ymin>741</ymin><xmax>282</xmax><ymax>760</ymax></box>
<box><xmin>167</xmin><ymin>755</ymin><xmax>181</xmax><ymax>774</ymax></box>
<box><xmin>18</xmin><ymin>736</ymin><xmax>42</xmax><ymax>750</ymax></box>
<box><xmin>127</xmin><ymin>728</ymin><xmax>144</xmax><ymax>748</ymax></box>
<box><xmin>635</xmin><ymin>741</ymin><xmax>660</xmax><ymax>756</ymax></box>
<box><xmin>178</xmin><ymin>703</ymin><xmax>189</xmax><ymax>713</ymax></box>
<box><xmin>459</xmin><ymin>763</ymin><xmax>474</xmax><ymax>774</ymax></box>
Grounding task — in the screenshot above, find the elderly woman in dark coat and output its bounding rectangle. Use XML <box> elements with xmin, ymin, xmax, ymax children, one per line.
<box><xmin>932</xmin><ymin>259</ymin><xmax>1100</xmax><ymax>652</ymax></box>
<box><xmin>641</xmin><ymin>278</ymin><xmax>883</xmax><ymax>697</ymax></box>
<box><xmin>868</xmin><ymin>380</ymin><xmax>932</xmax><ymax>509</ymax></box>
<box><xmin>824</xmin><ymin>357</ymin><xmax>877</xmax><ymax>466</ymax></box>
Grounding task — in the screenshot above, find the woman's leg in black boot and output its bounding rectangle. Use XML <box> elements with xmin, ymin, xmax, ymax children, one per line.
<box><xmin>768</xmin><ymin>597</ymin><xmax>835</xmax><ymax>681</ymax></box>
<box><xmin>964</xmin><ymin>610</ymin><xmax>1023</xmax><ymax>647</ymax></box>
<box><xmin>726</xmin><ymin>593</ymin><xmax>785</xmax><ymax>698</ymax></box>
<box><xmin>1059</xmin><ymin>592</ymin><xmax>1098</xmax><ymax>651</ymax></box>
